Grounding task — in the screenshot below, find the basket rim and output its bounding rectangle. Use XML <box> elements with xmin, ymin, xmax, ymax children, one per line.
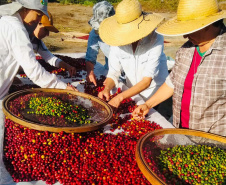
<box><xmin>135</xmin><ymin>128</ymin><xmax>226</xmax><ymax>185</ymax></box>
<box><xmin>2</xmin><ymin>88</ymin><xmax>113</xmax><ymax>133</ymax></box>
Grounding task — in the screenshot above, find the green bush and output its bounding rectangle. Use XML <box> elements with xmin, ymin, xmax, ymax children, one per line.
<box><xmin>83</xmin><ymin>0</ymin><xmax>95</xmax><ymax>6</ymax></box>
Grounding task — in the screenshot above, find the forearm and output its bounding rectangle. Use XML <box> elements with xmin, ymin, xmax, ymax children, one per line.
<box><xmin>86</xmin><ymin>61</ymin><xmax>95</xmax><ymax>73</ymax></box>
<box><xmin>145</xmin><ymin>82</ymin><xmax>174</xmax><ymax>108</ymax></box>
<box><xmin>104</xmin><ymin>78</ymin><xmax>116</xmax><ymax>91</ymax></box>
<box><xmin>37</xmin><ymin>42</ymin><xmax>58</xmax><ymax>66</ymax></box>
<box><xmin>58</xmin><ymin>61</ymin><xmax>69</xmax><ymax>69</ymax></box>
<box><xmin>120</xmin><ymin>77</ymin><xmax>152</xmax><ymax>100</ymax></box>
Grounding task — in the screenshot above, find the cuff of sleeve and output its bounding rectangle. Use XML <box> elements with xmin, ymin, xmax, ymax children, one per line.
<box><xmin>142</xmin><ymin>72</ymin><xmax>155</xmax><ymax>79</ymax></box>
<box><xmin>142</xmin><ymin>67</ymin><xmax>160</xmax><ymax>79</ymax></box>
<box><xmin>165</xmin><ymin>75</ymin><xmax>174</xmax><ymax>88</ymax></box>
<box><xmin>55</xmin><ymin>81</ymin><xmax>67</xmax><ymax>89</ymax></box>
<box><xmin>55</xmin><ymin>58</ymin><xmax>62</xmax><ymax>68</ymax></box>
<box><xmin>106</xmin><ymin>75</ymin><xmax>119</xmax><ymax>88</ymax></box>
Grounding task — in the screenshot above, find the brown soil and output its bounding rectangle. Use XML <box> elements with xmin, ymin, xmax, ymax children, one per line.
<box><xmin>43</xmin><ymin>3</ymin><xmax>91</xmax><ymax>52</ymax></box>
<box><xmin>44</xmin><ymin>3</ymin><xmax>107</xmax><ymax>63</ymax></box>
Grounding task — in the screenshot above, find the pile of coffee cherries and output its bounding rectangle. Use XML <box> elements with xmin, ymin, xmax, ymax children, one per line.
<box><xmin>27</xmin><ymin>96</ymin><xmax>90</xmax><ymax>125</ymax></box>
<box><xmin>55</xmin><ymin>55</ymin><xmax>86</xmax><ymax>72</ymax></box>
<box><xmin>143</xmin><ymin>140</ymin><xmax>226</xmax><ymax>185</ymax></box>
<box><xmin>4</xmin><ymin>57</ymin><xmax>164</xmax><ymax>184</ymax></box>
<box><xmin>4</xmin><ymin>91</ymin><xmax>162</xmax><ymax>184</ymax></box>
<box><xmin>5</xmin><ymin>119</ymin><xmax>157</xmax><ymax>184</ymax></box>
<box><xmin>158</xmin><ymin>145</ymin><xmax>226</xmax><ymax>185</ymax></box>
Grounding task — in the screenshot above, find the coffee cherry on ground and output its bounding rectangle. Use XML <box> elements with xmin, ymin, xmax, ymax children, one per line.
<box><xmin>5</xmin><ymin>59</ymin><xmax>164</xmax><ymax>184</ymax></box>
<box><xmin>4</xmin><ymin>86</ymin><xmax>163</xmax><ymax>184</ymax></box>
<box><xmin>4</xmin><ymin>118</ymin><xmax>163</xmax><ymax>184</ymax></box>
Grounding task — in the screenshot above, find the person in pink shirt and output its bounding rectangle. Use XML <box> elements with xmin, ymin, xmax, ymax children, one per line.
<box><xmin>132</xmin><ymin>0</ymin><xmax>226</xmax><ymax>136</ymax></box>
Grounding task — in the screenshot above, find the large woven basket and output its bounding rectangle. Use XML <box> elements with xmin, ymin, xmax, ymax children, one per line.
<box><xmin>2</xmin><ymin>88</ymin><xmax>113</xmax><ymax>133</ymax></box>
<box><xmin>135</xmin><ymin>128</ymin><xmax>226</xmax><ymax>185</ymax></box>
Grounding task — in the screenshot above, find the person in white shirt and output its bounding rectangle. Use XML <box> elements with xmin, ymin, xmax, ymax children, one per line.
<box><xmin>0</xmin><ymin>1</ymin><xmax>77</xmax><ymax>100</ymax></box>
<box><xmin>98</xmin><ymin>0</ymin><xmax>168</xmax><ymax>108</ymax></box>
<box><xmin>31</xmin><ymin>11</ymin><xmax>76</xmax><ymax>77</ymax></box>
<box><xmin>0</xmin><ymin>0</ymin><xmax>76</xmax><ymax>183</ymax></box>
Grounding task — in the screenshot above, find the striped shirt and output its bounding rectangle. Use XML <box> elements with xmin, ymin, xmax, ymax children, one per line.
<box><xmin>166</xmin><ymin>26</ymin><xmax>226</xmax><ymax>136</ymax></box>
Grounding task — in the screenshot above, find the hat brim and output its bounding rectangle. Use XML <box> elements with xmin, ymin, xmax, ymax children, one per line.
<box><xmin>99</xmin><ymin>13</ymin><xmax>164</xmax><ymax>46</ymax></box>
<box><xmin>156</xmin><ymin>10</ymin><xmax>226</xmax><ymax>36</ymax></box>
<box><xmin>39</xmin><ymin>9</ymin><xmax>49</xmax><ymax>18</ymax></box>
<box><xmin>44</xmin><ymin>25</ymin><xmax>59</xmax><ymax>33</ymax></box>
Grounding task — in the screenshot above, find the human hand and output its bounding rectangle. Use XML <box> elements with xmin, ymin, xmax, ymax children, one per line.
<box><xmin>86</xmin><ymin>70</ymin><xmax>97</xmax><ymax>86</ymax></box>
<box><xmin>86</xmin><ymin>61</ymin><xmax>97</xmax><ymax>86</ymax></box>
<box><xmin>103</xmin><ymin>79</ymin><xmax>107</xmax><ymax>86</ymax></box>
<box><xmin>132</xmin><ymin>104</ymin><xmax>149</xmax><ymax>119</ymax></box>
<box><xmin>13</xmin><ymin>76</ymin><xmax>23</xmax><ymax>85</ymax></box>
<box><xmin>59</xmin><ymin>61</ymin><xmax>76</xmax><ymax>77</ymax></box>
<box><xmin>98</xmin><ymin>88</ymin><xmax>110</xmax><ymax>101</ymax></box>
<box><xmin>108</xmin><ymin>94</ymin><xmax>123</xmax><ymax>108</ymax></box>
<box><xmin>66</xmin><ymin>84</ymin><xmax>78</xmax><ymax>91</ymax></box>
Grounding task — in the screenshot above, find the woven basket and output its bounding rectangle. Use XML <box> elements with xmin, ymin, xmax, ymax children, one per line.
<box><xmin>135</xmin><ymin>128</ymin><xmax>226</xmax><ymax>185</ymax></box>
<box><xmin>2</xmin><ymin>88</ymin><xmax>113</xmax><ymax>133</ymax></box>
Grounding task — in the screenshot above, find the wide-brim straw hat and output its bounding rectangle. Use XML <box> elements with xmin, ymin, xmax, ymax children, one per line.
<box><xmin>41</xmin><ymin>11</ymin><xmax>59</xmax><ymax>33</ymax></box>
<box><xmin>156</xmin><ymin>0</ymin><xmax>226</xmax><ymax>36</ymax></box>
<box><xmin>99</xmin><ymin>0</ymin><xmax>164</xmax><ymax>46</ymax></box>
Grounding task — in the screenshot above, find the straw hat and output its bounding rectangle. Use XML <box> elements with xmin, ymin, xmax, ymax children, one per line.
<box><xmin>40</xmin><ymin>11</ymin><xmax>59</xmax><ymax>33</ymax></box>
<box><xmin>156</xmin><ymin>0</ymin><xmax>226</xmax><ymax>36</ymax></box>
<box><xmin>99</xmin><ymin>0</ymin><xmax>164</xmax><ymax>46</ymax></box>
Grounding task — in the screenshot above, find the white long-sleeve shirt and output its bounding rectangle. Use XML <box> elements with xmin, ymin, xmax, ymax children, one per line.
<box><xmin>0</xmin><ymin>13</ymin><xmax>67</xmax><ymax>99</ymax></box>
<box><xmin>107</xmin><ymin>31</ymin><xmax>168</xmax><ymax>101</ymax></box>
<box><xmin>32</xmin><ymin>40</ymin><xmax>62</xmax><ymax>68</ymax></box>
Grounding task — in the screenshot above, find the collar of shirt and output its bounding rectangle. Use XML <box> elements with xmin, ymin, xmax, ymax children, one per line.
<box><xmin>14</xmin><ymin>13</ymin><xmax>23</xmax><ymax>23</ymax></box>
<box><xmin>211</xmin><ymin>25</ymin><xmax>226</xmax><ymax>51</ymax></box>
<box><xmin>14</xmin><ymin>13</ymin><xmax>34</xmax><ymax>36</ymax></box>
<box><xmin>138</xmin><ymin>30</ymin><xmax>156</xmax><ymax>45</ymax></box>
<box><xmin>119</xmin><ymin>31</ymin><xmax>156</xmax><ymax>56</ymax></box>
<box><xmin>185</xmin><ymin>25</ymin><xmax>226</xmax><ymax>56</ymax></box>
